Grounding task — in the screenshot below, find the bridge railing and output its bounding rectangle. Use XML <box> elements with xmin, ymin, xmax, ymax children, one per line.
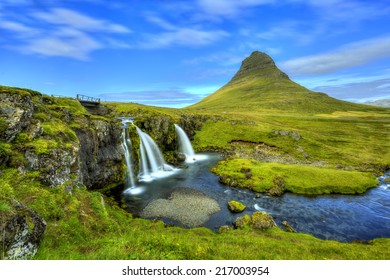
<box><xmin>76</xmin><ymin>94</ymin><xmax>100</xmax><ymax>104</ymax></box>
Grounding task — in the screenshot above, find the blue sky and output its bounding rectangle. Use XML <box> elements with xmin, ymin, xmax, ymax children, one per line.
<box><xmin>1</xmin><ymin>0</ymin><xmax>390</xmax><ymax>108</ymax></box>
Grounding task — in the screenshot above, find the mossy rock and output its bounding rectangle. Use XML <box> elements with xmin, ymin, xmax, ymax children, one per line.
<box><xmin>251</xmin><ymin>211</ymin><xmax>276</xmax><ymax>230</ymax></box>
<box><xmin>233</xmin><ymin>215</ymin><xmax>251</xmax><ymax>229</ymax></box>
<box><xmin>228</xmin><ymin>200</ymin><xmax>247</xmax><ymax>213</ymax></box>
<box><xmin>384</xmin><ymin>177</ymin><xmax>390</xmax><ymax>183</ymax></box>
<box><xmin>267</xmin><ymin>175</ymin><xmax>285</xmax><ymax>196</ymax></box>
<box><xmin>218</xmin><ymin>225</ymin><xmax>233</xmax><ymax>233</ymax></box>
<box><xmin>282</xmin><ymin>220</ymin><xmax>296</xmax><ymax>233</ymax></box>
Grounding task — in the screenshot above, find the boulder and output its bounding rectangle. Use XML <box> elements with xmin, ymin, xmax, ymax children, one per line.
<box><xmin>282</xmin><ymin>220</ymin><xmax>296</xmax><ymax>233</ymax></box>
<box><xmin>218</xmin><ymin>225</ymin><xmax>233</xmax><ymax>233</ymax></box>
<box><xmin>0</xmin><ymin>201</ymin><xmax>46</xmax><ymax>259</ymax></box>
<box><xmin>251</xmin><ymin>211</ymin><xmax>276</xmax><ymax>230</ymax></box>
<box><xmin>232</xmin><ymin>211</ymin><xmax>276</xmax><ymax>230</ymax></box>
<box><xmin>228</xmin><ymin>200</ymin><xmax>247</xmax><ymax>213</ymax></box>
<box><xmin>232</xmin><ymin>215</ymin><xmax>251</xmax><ymax>229</ymax></box>
<box><xmin>176</xmin><ymin>152</ymin><xmax>186</xmax><ymax>162</ymax></box>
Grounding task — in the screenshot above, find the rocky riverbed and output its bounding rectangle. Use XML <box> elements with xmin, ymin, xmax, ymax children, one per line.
<box><xmin>141</xmin><ymin>188</ymin><xmax>220</xmax><ymax>227</ymax></box>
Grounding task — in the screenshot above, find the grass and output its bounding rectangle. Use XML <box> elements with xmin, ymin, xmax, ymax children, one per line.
<box><xmin>1</xmin><ymin>73</ymin><xmax>390</xmax><ymax>260</ymax></box>
<box><xmin>212</xmin><ymin>158</ymin><xmax>378</xmax><ymax>195</ymax></box>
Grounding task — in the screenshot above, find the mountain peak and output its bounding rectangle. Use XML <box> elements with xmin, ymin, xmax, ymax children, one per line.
<box><xmin>229</xmin><ymin>51</ymin><xmax>289</xmax><ymax>84</ymax></box>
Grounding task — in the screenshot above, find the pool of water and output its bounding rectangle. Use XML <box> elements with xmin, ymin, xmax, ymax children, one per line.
<box><xmin>111</xmin><ymin>153</ymin><xmax>390</xmax><ymax>242</ymax></box>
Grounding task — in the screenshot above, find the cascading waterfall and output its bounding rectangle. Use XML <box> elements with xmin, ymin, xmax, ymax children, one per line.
<box><xmin>136</xmin><ymin>126</ymin><xmax>174</xmax><ymax>181</ymax></box>
<box><xmin>119</xmin><ymin>117</ymin><xmax>178</xmax><ymax>186</ymax></box>
<box><xmin>174</xmin><ymin>124</ymin><xmax>207</xmax><ymax>162</ymax></box>
<box><xmin>121</xmin><ymin>128</ymin><xmax>135</xmax><ymax>188</ymax></box>
<box><xmin>174</xmin><ymin>124</ymin><xmax>195</xmax><ymax>158</ymax></box>
<box><xmin>119</xmin><ymin>118</ymin><xmax>136</xmax><ymax>188</ymax></box>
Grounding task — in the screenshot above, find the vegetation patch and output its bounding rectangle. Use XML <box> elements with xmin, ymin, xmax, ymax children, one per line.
<box><xmin>227</xmin><ymin>200</ymin><xmax>247</xmax><ymax>213</ymax></box>
<box><xmin>213</xmin><ymin>158</ymin><xmax>378</xmax><ymax>195</ymax></box>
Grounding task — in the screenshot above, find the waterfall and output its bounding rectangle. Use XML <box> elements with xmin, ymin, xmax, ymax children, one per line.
<box><xmin>119</xmin><ymin>117</ymin><xmax>136</xmax><ymax>188</ymax></box>
<box><xmin>136</xmin><ymin>126</ymin><xmax>174</xmax><ymax>181</ymax></box>
<box><xmin>121</xmin><ymin>128</ymin><xmax>135</xmax><ymax>188</ymax></box>
<box><xmin>174</xmin><ymin>124</ymin><xmax>195</xmax><ymax>158</ymax></box>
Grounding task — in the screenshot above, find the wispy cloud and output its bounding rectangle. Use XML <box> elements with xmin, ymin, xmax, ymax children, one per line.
<box><xmin>281</xmin><ymin>36</ymin><xmax>390</xmax><ymax>76</ymax></box>
<box><xmin>138</xmin><ymin>15</ymin><xmax>229</xmax><ymax>48</ymax></box>
<box><xmin>312</xmin><ymin>78</ymin><xmax>390</xmax><ymax>103</ymax></box>
<box><xmin>183</xmin><ymin>51</ymin><xmax>243</xmax><ymax>66</ymax></box>
<box><xmin>197</xmin><ymin>0</ymin><xmax>275</xmax><ymax>18</ymax></box>
<box><xmin>32</xmin><ymin>8</ymin><xmax>130</xmax><ymax>33</ymax></box>
<box><xmin>297</xmin><ymin>0</ymin><xmax>390</xmax><ymax>22</ymax></box>
<box><xmin>98</xmin><ymin>87</ymin><xmax>212</xmax><ymax>108</ymax></box>
<box><xmin>0</xmin><ymin>7</ymin><xmax>131</xmax><ymax>60</ymax></box>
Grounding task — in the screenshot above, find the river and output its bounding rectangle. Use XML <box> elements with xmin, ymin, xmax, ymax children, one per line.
<box><xmin>109</xmin><ymin>153</ymin><xmax>390</xmax><ymax>242</ymax></box>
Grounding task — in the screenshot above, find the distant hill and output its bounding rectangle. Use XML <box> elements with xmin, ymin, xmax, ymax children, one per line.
<box><xmin>364</xmin><ymin>99</ymin><xmax>390</xmax><ymax>108</ymax></box>
<box><xmin>189</xmin><ymin>51</ymin><xmax>380</xmax><ymax>114</ymax></box>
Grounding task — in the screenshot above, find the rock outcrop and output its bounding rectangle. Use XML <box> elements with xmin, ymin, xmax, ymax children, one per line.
<box><xmin>0</xmin><ymin>86</ymin><xmax>124</xmax><ymax>189</ymax></box>
<box><xmin>0</xmin><ymin>201</ymin><xmax>46</xmax><ymax>260</ymax></box>
<box><xmin>233</xmin><ymin>211</ymin><xmax>276</xmax><ymax>230</ymax></box>
<box><xmin>75</xmin><ymin>119</ymin><xmax>123</xmax><ymax>189</ymax></box>
<box><xmin>0</xmin><ymin>88</ymin><xmax>35</xmax><ymax>142</ymax></box>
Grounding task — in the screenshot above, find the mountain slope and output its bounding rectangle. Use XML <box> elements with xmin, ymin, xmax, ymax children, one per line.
<box><xmin>189</xmin><ymin>51</ymin><xmax>382</xmax><ymax>114</ymax></box>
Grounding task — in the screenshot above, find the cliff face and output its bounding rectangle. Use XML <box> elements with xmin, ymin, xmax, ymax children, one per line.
<box><xmin>75</xmin><ymin>119</ymin><xmax>123</xmax><ymax>189</ymax></box>
<box><xmin>0</xmin><ymin>86</ymin><xmax>124</xmax><ymax>189</ymax></box>
<box><xmin>0</xmin><ymin>86</ymin><xmax>125</xmax><ymax>259</ymax></box>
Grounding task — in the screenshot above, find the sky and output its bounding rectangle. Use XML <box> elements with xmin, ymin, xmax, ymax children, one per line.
<box><xmin>1</xmin><ymin>0</ymin><xmax>390</xmax><ymax>108</ymax></box>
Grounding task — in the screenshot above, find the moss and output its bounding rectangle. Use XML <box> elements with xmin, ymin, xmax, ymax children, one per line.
<box><xmin>13</xmin><ymin>132</ymin><xmax>31</xmax><ymax>144</ymax></box>
<box><xmin>0</xmin><ymin>117</ymin><xmax>7</xmax><ymax>135</ymax></box>
<box><xmin>213</xmin><ymin>159</ymin><xmax>378</xmax><ymax>195</ymax></box>
<box><xmin>0</xmin><ymin>142</ymin><xmax>11</xmax><ymax>158</ymax></box>
<box><xmin>232</xmin><ymin>215</ymin><xmax>252</xmax><ymax>229</ymax></box>
<box><xmin>28</xmin><ymin>139</ymin><xmax>59</xmax><ymax>155</ymax></box>
<box><xmin>0</xmin><ymin>201</ymin><xmax>12</xmax><ymax>213</ymax></box>
<box><xmin>251</xmin><ymin>211</ymin><xmax>276</xmax><ymax>230</ymax></box>
<box><xmin>267</xmin><ymin>175</ymin><xmax>285</xmax><ymax>196</ymax></box>
<box><xmin>227</xmin><ymin>200</ymin><xmax>246</xmax><ymax>213</ymax></box>
<box><xmin>32</xmin><ymin>112</ymin><xmax>50</xmax><ymax>122</ymax></box>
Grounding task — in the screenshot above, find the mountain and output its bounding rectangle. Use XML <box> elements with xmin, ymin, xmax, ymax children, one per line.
<box><xmin>364</xmin><ymin>99</ymin><xmax>390</xmax><ymax>108</ymax></box>
<box><xmin>189</xmin><ymin>51</ymin><xmax>377</xmax><ymax>114</ymax></box>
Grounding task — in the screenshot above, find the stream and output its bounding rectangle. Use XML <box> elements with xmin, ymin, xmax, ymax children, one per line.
<box><xmin>108</xmin><ymin>153</ymin><xmax>390</xmax><ymax>242</ymax></box>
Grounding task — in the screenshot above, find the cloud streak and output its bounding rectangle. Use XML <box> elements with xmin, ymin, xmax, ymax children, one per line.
<box><xmin>197</xmin><ymin>0</ymin><xmax>275</xmax><ymax>18</ymax></box>
<box><xmin>98</xmin><ymin>88</ymin><xmax>209</xmax><ymax>108</ymax></box>
<box><xmin>312</xmin><ymin>78</ymin><xmax>390</xmax><ymax>102</ymax></box>
<box><xmin>0</xmin><ymin>7</ymin><xmax>131</xmax><ymax>60</ymax></box>
<box><xmin>138</xmin><ymin>15</ymin><xmax>229</xmax><ymax>48</ymax></box>
<box><xmin>281</xmin><ymin>36</ymin><xmax>390</xmax><ymax>76</ymax></box>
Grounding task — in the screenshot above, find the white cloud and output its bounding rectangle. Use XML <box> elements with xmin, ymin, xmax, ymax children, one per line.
<box><xmin>0</xmin><ymin>20</ymin><xmax>38</xmax><ymax>34</ymax></box>
<box><xmin>98</xmin><ymin>87</ymin><xmax>209</xmax><ymax>108</ymax></box>
<box><xmin>281</xmin><ymin>36</ymin><xmax>390</xmax><ymax>76</ymax></box>
<box><xmin>0</xmin><ymin>7</ymin><xmax>131</xmax><ymax>60</ymax></box>
<box><xmin>197</xmin><ymin>0</ymin><xmax>275</xmax><ymax>18</ymax></box>
<box><xmin>301</xmin><ymin>0</ymin><xmax>390</xmax><ymax>22</ymax></box>
<box><xmin>183</xmin><ymin>51</ymin><xmax>243</xmax><ymax>66</ymax></box>
<box><xmin>21</xmin><ymin>32</ymin><xmax>102</xmax><ymax>60</ymax></box>
<box><xmin>32</xmin><ymin>8</ymin><xmax>130</xmax><ymax>33</ymax></box>
<box><xmin>140</xmin><ymin>15</ymin><xmax>229</xmax><ymax>48</ymax></box>
<box><xmin>312</xmin><ymin>78</ymin><xmax>390</xmax><ymax>103</ymax></box>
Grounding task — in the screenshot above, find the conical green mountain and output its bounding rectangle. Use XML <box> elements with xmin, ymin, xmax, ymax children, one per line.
<box><xmin>189</xmin><ymin>51</ymin><xmax>371</xmax><ymax>114</ymax></box>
